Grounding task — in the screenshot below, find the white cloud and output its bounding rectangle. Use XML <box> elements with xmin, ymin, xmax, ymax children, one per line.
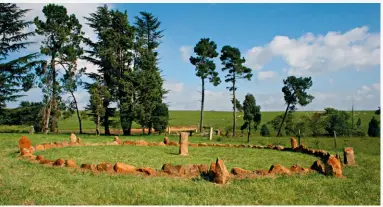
<box><xmin>329</xmin><ymin>78</ymin><xmax>334</xmax><ymax>84</ymax></box>
<box><xmin>372</xmin><ymin>83</ymin><xmax>380</xmax><ymax>91</ymax></box>
<box><xmin>258</xmin><ymin>71</ymin><xmax>277</xmax><ymax>80</ymax></box>
<box><xmin>245</xmin><ymin>26</ymin><xmax>380</xmax><ymax>76</ymax></box>
<box><xmin>357</xmin><ymin>85</ymin><xmax>371</xmax><ymax>95</ymax></box>
<box><xmin>164</xmin><ymin>82</ymin><xmax>184</xmax><ymax>93</ymax></box>
<box><xmin>180</xmin><ymin>45</ymin><xmax>193</xmax><ymax>62</ymax></box>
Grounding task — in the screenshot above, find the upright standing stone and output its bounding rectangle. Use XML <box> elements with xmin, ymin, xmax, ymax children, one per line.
<box><xmin>290</xmin><ymin>137</ymin><xmax>298</xmax><ymax>149</ymax></box>
<box><xmin>209</xmin><ymin>127</ymin><xmax>213</xmax><ymax>140</ymax></box>
<box><xmin>18</xmin><ymin>136</ymin><xmax>31</xmax><ymax>151</ymax></box>
<box><xmin>29</xmin><ymin>126</ymin><xmax>34</xmax><ymax>134</ymax></box>
<box><xmin>214</xmin><ymin>159</ymin><xmax>229</xmax><ymax>184</ymax></box>
<box><xmin>179</xmin><ymin>132</ymin><xmax>188</xmax><ymax>156</ymax></box>
<box><xmin>343</xmin><ymin>147</ymin><xmax>355</xmax><ymax>165</ymax></box>
<box><xmin>325</xmin><ymin>155</ymin><xmax>343</xmax><ymax>177</ymax></box>
<box><xmin>70</xmin><ymin>133</ymin><xmax>77</xmax><ymax>145</ymax></box>
<box><xmin>164</xmin><ymin>137</ymin><xmax>169</xmax><ymax>145</ymax></box>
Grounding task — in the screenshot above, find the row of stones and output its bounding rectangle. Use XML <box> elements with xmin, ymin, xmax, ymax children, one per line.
<box><xmin>18</xmin><ymin>134</ymin><xmax>351</xmax><ymax>183</ymax></box>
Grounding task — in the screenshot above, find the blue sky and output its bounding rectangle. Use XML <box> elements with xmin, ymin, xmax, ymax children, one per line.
<box><xmin>7</xmin><ymin>3</ymin><xmax>381</xmax><ymax>111</ymax></box>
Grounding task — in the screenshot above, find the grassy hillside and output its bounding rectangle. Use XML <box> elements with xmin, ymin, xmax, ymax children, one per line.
<box><xmin>56</xmin><ymin>110</ymin><xmax>378</xmax><ymax>135</ymax></box>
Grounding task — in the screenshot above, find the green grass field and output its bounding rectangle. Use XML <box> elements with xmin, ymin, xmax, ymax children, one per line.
<box><xmin>56</xmin><ymin>110</ymin><xmax>377</xmax><ymax>135</ymax></box>
<box><xmin>0</xmin><ymin>133</ymin><xmax>380</xmax><ymax>205</ymax></box>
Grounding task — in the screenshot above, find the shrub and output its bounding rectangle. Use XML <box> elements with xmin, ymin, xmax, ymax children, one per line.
<box><xmin>260</xmin><ymin>124</ymin><xmax>270</xmax><ymax>137</ymax></box>
<box><xmin>368</xmin><ymin>116</ymin><xmax>380</xmax><ymax>137</ymax></box>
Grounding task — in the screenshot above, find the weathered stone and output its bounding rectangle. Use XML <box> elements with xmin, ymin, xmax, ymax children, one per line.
<box><xmin>65</xmin><ymin>160</ymin><xmax>78</xmax><ymax>168</ymax></box>
<box><xmin>61</xmin><ymin>142</ymin><xmax>69</xmax><ymax>147</ymax></box>
<box><xmin>231</xmin><ymin>167</ymin><xmax>252</xmax><ymax>175</ymax></box>
<box><xmin>189</xmin><ymin>143</ymin><xmax>198</xmax><ymax>147</ymax></box>
<box><xmin>267</xmin><ymin>144</ymin><xmax>274</xmax><ymax>149</ymax></box>
<box><xmin>343</xmin><ymin>147</ymin><xmax>355</xmax><ymax>165</ymax></box>
<box><xmin>197</xmin><ymin>164</ymin><xmax>209</xmax><ymax>174</ymax></box>
<box><xmin>77</xmin><ymin>137</ymin><xmax>82</xmax><ymax>145</ymax></box>
<box><xmin>289</xmin><ymin>164</ymin><xmax>311</xmax><ymax>174</ymax></box>
<box><xmin>138</xmin><ymin>167</ymin><xmax>153</xmax><ymax>175</ymax></box>
<box><xmin>310</xmin><ymin>160</ymin><xmax>325</xmax><ymax>174</ymax></box>
<box><xmin>123</xmin><ymin>140</ymin><xmax>135</xmax><ymax>145</ymax></box>
<box><xmin>179</xmin><ymin>132</ymin><xmax>188</xmax><ymax>156</ymax></box>
<box><xmin>18</xmin><ymin>136</ymin><xmax>31</xmax><ymax>152</ymax></box>
<box><xmin>268</xmin><ymin>164</ymin><xmax>291</xmax><ymax>175</ymax></box>
<box><xmin>164</xmin><ymin>137</ymin><xmax>169</xmax><ymax>145</ymax></box>
<box><xmin>114</xmin><ymin>136</ymin><xmax>122</xmax><ymax>145</ymax></box>
<box><xmin>213</xmin><ymin>159</ymin><xmax>230</xmax><ymax>184</ymax></box>
<box><xmin>20</xmin><ymin>148</ymin><xmax>31</xmax><ymax>156</ymax></box>
<box><xmin>157</xmin><ymin>142</ymin><xmax>166</xmax><ymax>146</ymax></box>
<box><xmin>294</xmin><ymin>144</ymin><xmax>305</xmax><ymax>152</ymax></box>
<box><xmin>162</xmin><ymin>164</ymin><xmax>184</xmax><ymax>176</ymax></box>
<box><xmin>81</xmin><ymin>164</ymin><xmax>96</xmax><ymax>171</ymax></box>
<box><xmin>254</xmin><ymin>169</ymin><xmax>269</xmax><ymax>176</ymax></box>
<box><xmin>34</xmin><ymin>145</ymin><xmax>44</xmax><ymax>151</ymax></box>
<box><xmin>181</xmin><ymin>164</ymin><xmax>202</xmax><ymax>176</ymax></box>
<box><xmin>114</xmin><ymin>162</ymin><xmax>136</xmax><ymax>173</ymax></box>
<box><xmin>70</xmin><ymin>133</ymin><xmax>77</xmax><ymax>144</ymax></box>
<box><xmin>135</xmin><ymin>140</ymin><xmax>148</xmax><ymax>146</ymax></box>
<box><xmin>40</xmin><ymin>159</ymin><xmax>53</xmax><ymax>165</ymax></box>
<box><xmin>96</xmin><ymin>162</ymin><xmax>113</xmax><ymax>172</ymax></box>
<box><xmin>36</xmin><ymin>155</ymin><xmax>44</xmax><ymax>161</ymax></box>
<box><xmin>275</xmin><ymin>145</ymin><xmax>284</xmax><ymax>151</ymax></box>
<box><xmin>325</xmin><ymin>155</ymin><xmax>343</xmax><ymax>177</ymax></box>
<box><xmin>168</xmin><ymin>141</ymin><xmax>179</xmax><ymax>146</ymax></box>
<box><xmin>209</xmin><ymin>162</ymin><xmax>216</xmax><ymax>177</ymax></box>
<box><xmin>53</xmin><ymin>158</ymin><xmax>65</xmax><ymax>167</ymax></box>
<box><xmin>198</xmin><ymin>143</ymin><xmax>208</xmax><ymax>147</ymax></box>
<box><xmin>290</xmin><ymin>137</ymin><xmax>298</xmax><ymax>149</ymax></box>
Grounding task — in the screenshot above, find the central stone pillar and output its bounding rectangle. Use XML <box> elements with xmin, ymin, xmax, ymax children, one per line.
<box><xmin>179</xmin><ymin>132</ymin><xmax>189</xmax><ymax>156</ymax></box>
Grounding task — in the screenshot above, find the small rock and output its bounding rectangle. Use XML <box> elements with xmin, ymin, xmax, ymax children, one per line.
<box><xmin>53</xmin><ymin>158</ymin><xmax>65</xmax><ymax>167</ymax></box>
<box><xmin>36</xmin><ymin>155</ymin><xmax>44</xmax><ymax>161</ymax></box>
<box><xmin>114</xmin><ymin>162</ymin><xmax>136</xmax><ymax>173</ymax></box>
<box><xmin>114</xmin><ymin>136</ymin><xmax>122</xmax><ymax>145</ymax></box>
<box><xmin>61</xmin><ymin>142</ymin><xmax>69</xmax><ymax>147</ymax></box>
<box><xmin>189</xmin><ymin>143</ymin><xmax>198</xmax><ymax>147</ymax></box>
<box><xmin>135</xmin><ymin>140</ymin><xmax>148</xmax><ymax>146</ymax></box>
<box><xmin>40</xmin><ymin>159</ymin><xmax>53</xmax><ymax>165</ymax></box>
<box><xmin>138</xmin><ymin>167</ymin><xmax>153</xmax><ymax>175</ymax></box>
<box><xmin>65</xmin><ymin>160</ymin><xmax>78</xmax><ymax>168</ymax></box>
<box><xmin>35</xmin><ymin>145</ymin><xmax>44</xmax><ymax>151</ymax></box>
<box><xmin>290</xmin><ymin>137</ymin><xmax>298</xmax><ymax>149</ymax></box>
<box><xmin>310</xmin><ymin>160</ymin><xmax>325</xmax><ymax>174</ymax></box>
<box><xmin>77</xmin><ymin>137</ymin><xmax>82</xmax><ymax>145</ymax></box>
<box><xmin>96</xmin><ymin>162</ymin><xmax>114</xmax><ymax>172</ymax></box>
<box><xmin>254</xmin><ymin>169</ymin><xmax>269</xmax><ymax>176</ymax></box>
<box><xmin>123</xmin><ymin>140</ymin><xmax>135</xmax><ymax>145</ymax></box>
<box><xmin>81</xmin><ymin>164</ymin><xmax>96</xmax><ymax>171</ymax></box>
<box><xmin>231</xmin><ymin>167</ymin><xmax>252</xmax><ymax>175</ymax></box>
<box><xmin>269</xmin><ymin>164</ymin><xmax>291</xmax><ymax>175</ymax></box>
<box><xmin>168</xmin><ymin>141</ymin><xmax>179</xmax><ymax>146</ymax></box>
<box><xmin>198</xmin><ymin>143</ymin><xmax>208</xmax><ymax>147</ymax></box>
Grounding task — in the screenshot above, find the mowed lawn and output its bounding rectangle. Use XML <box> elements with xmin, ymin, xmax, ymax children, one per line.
<box><xmin>57</xmin><ymin>110</ymin><xmax>377</xmax><ymax>135</ymax></box>
<box><xmin>0</xmin><ymin>133</ymin><xmax>380</xmax><ymax>205</ymax></box>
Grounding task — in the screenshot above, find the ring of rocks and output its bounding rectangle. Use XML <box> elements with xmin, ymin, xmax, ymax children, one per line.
<box><xmin>17</xmin><ymin>133</ymin><xmax>355</xmax><ymax>184</ymax></box>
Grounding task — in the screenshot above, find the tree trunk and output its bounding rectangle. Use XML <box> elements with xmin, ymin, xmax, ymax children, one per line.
<box><xmin>277</xmin><ymin>103</ymin><xmax>290</xmax><ymax>137</ymax></box>
<box><xmin>148</xmin><ymin>123</ymin><xmax>152</xmax><ymax>135</ymax></box>
<box><xmin>103</xmin><ymin>100</ymin><xmax>110</xmax><ymax>135</ymax></box>
<box><xmin>199</xmin><ymin>78</ymin><xmax>205</xmax><ymax>133</ymax></box>
<box><xmin>50</xmin><ymin>56</ymin><xmax>57</xmax><ymax>133</ymax></box>
<box><xmin>96</xmin><ymin>115</ymin><xmax>100</xmax><ymax>136</ymax></box>
<box><xmin>247</xmin><ymin>121</ymin><xmax>251</xmax><ymax>143</ymax></box>
<box><xmin>232</xmin><ymin>80</ymin><xmax>236</xmax><ymax>137</ymax></box>
<box><xmin>44</xmin><ymin>98</ymin><xmax>51</xmax><ymax>134</ymax></box>
<box><xmin>70</xmin><ymin>91</ymin><xmax>82</xmax><ymax>134</ymax></box>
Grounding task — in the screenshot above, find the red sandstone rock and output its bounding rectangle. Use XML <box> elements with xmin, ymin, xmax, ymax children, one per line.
<box><xmin>275</xmin><ymin>145</ymin><xmax>284</xmax><ymax>151</ymax></box>
<box><xmin>20</xmin><ymin>148</ymin><xmax>30</xmax><ymax>156</ymax></box>
<box><xmin>289</xmin><ymin>164</ymin><xmax>311</xmax><ymax>174</ymax></box>
<box><xmin>343</xmin><ymin>147</ymin><xmax>355</xmax><ymax>165</ymax></box>
<box><xmin>310</xmin><ymin>160</ymin><xmax>325</xmax><ymax>174</ymax></box>
<box><xmin>231</xmin><ymin>167</ymin><xmax>252</xmax><ymax>175</ymax></box>
<box><xmin>70</xmin><ymin>133</ymin><xmax>77</xmax><ymax>144</ymax></box>
<box><xmin>290</xmin><ymin>137</ymin><xmax>298</xmax><ymax>149</ymax></box>
<box><xmin>18</xmin><ymin>136</ymin><xmax>31</xmax><ymax>151</ymax></box>
<box><xmin>168</xmin><ymin>141</ymin><xmax>179</xmax><ymax>146</ymax></box>
<box><xmin>179</xmin><ymin>132</ymin><xmax>188</xmax><ymax>156</ymax></box>
<box><xmin>114</xmin><ymin>162</ymin><xmax>136</xmax><ymax>173</ymax></box>
<box><xmin>164</xmin><ymin>137</ymin><xmax>169</xmax><ymax>145</ymax></box>
<box><xmin>65</xmin><ymin>160</ymin><xmax>78</xmax><ymax>168</ymax></box>
<box><xmin>81</xmin><ymin>163</ymin><xmax>96</xmax><ymax>171</ymax></box>
<box><xmin>35</xmin><ymin>145</ymin><xmax>44</xmax><ymax>151</ymax></box>
<box><xmin>162</xmin><ymin>164</ymin><xmax>184</xmax><ymax>176</ymax></box>
<box><xmin>189</xmin><ymin>143</ymin><xmax>198</xmax><ymax>147</ymax></box>
<box><xmin>213</xmin><ymin>159</ymin><xmax>230</xmax><ymax>184</ymax></box>
<box><xmin>198</xmin><ymin>143</ymin><xmax>208</xmax><ymax>147</ymax></box>
<box><xmin>62</xmin><ymin>142</ymin><xmax>69</xmax><ymax>147</ymax></box>
<box><xmin>54</xmin><ymin>158</ymin><xmax>65</xmax><ymax>166</ymax></box>
<box><xmin>36</xmin><ymin>155</ymin><xmax>44</xmax><ymax>161</ymax></box>
<box><xmin>96</xmin><ymin>162</ymin><xmax>113</xmax><ymax>172</ymax></box>
<box><xmin>123</xmin><ymin>140</ymin><xmax>135</xmax><ymax>145</ymax></box>
<box><xmin>77</xmin><ymin>137</ymin><xmax>82</xmax><ymax>145</ymax></box>
<box><xmin>268</xmin><ymin>164</ymin><xmax>291</xmax><ymax>175</ymax></box>
<box><xmin>40</xmin><ymin>159</ymin><xmax>53</xmax><ymax>165</ymax></box>
<box><xmin>135</xmin><ymin>140</ymin><xmax>148</xmax><ymax>146</ymax></box>
<box><xmin>294</xmin><ymin>144</ymin><xmax>305</xmax><ymax>152</ymax></box>
<box><xmin>325</xmin><ymin>155</ymin><xmax>343</xmax><ymax>177</ymax></box>
<box><xmin>138</xmin><ymin>167</ymin><xmax>153</xmax><ymax>175</ymax></box>
<box><xmin>43</xmin><ymin>143</ymin><xmax>51</xmax><ymax>150</ymax></box>
<box><xmin>254</xmin><ymin>169</ymin><xmax>269</xmax><ymax>176</ymax></box>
